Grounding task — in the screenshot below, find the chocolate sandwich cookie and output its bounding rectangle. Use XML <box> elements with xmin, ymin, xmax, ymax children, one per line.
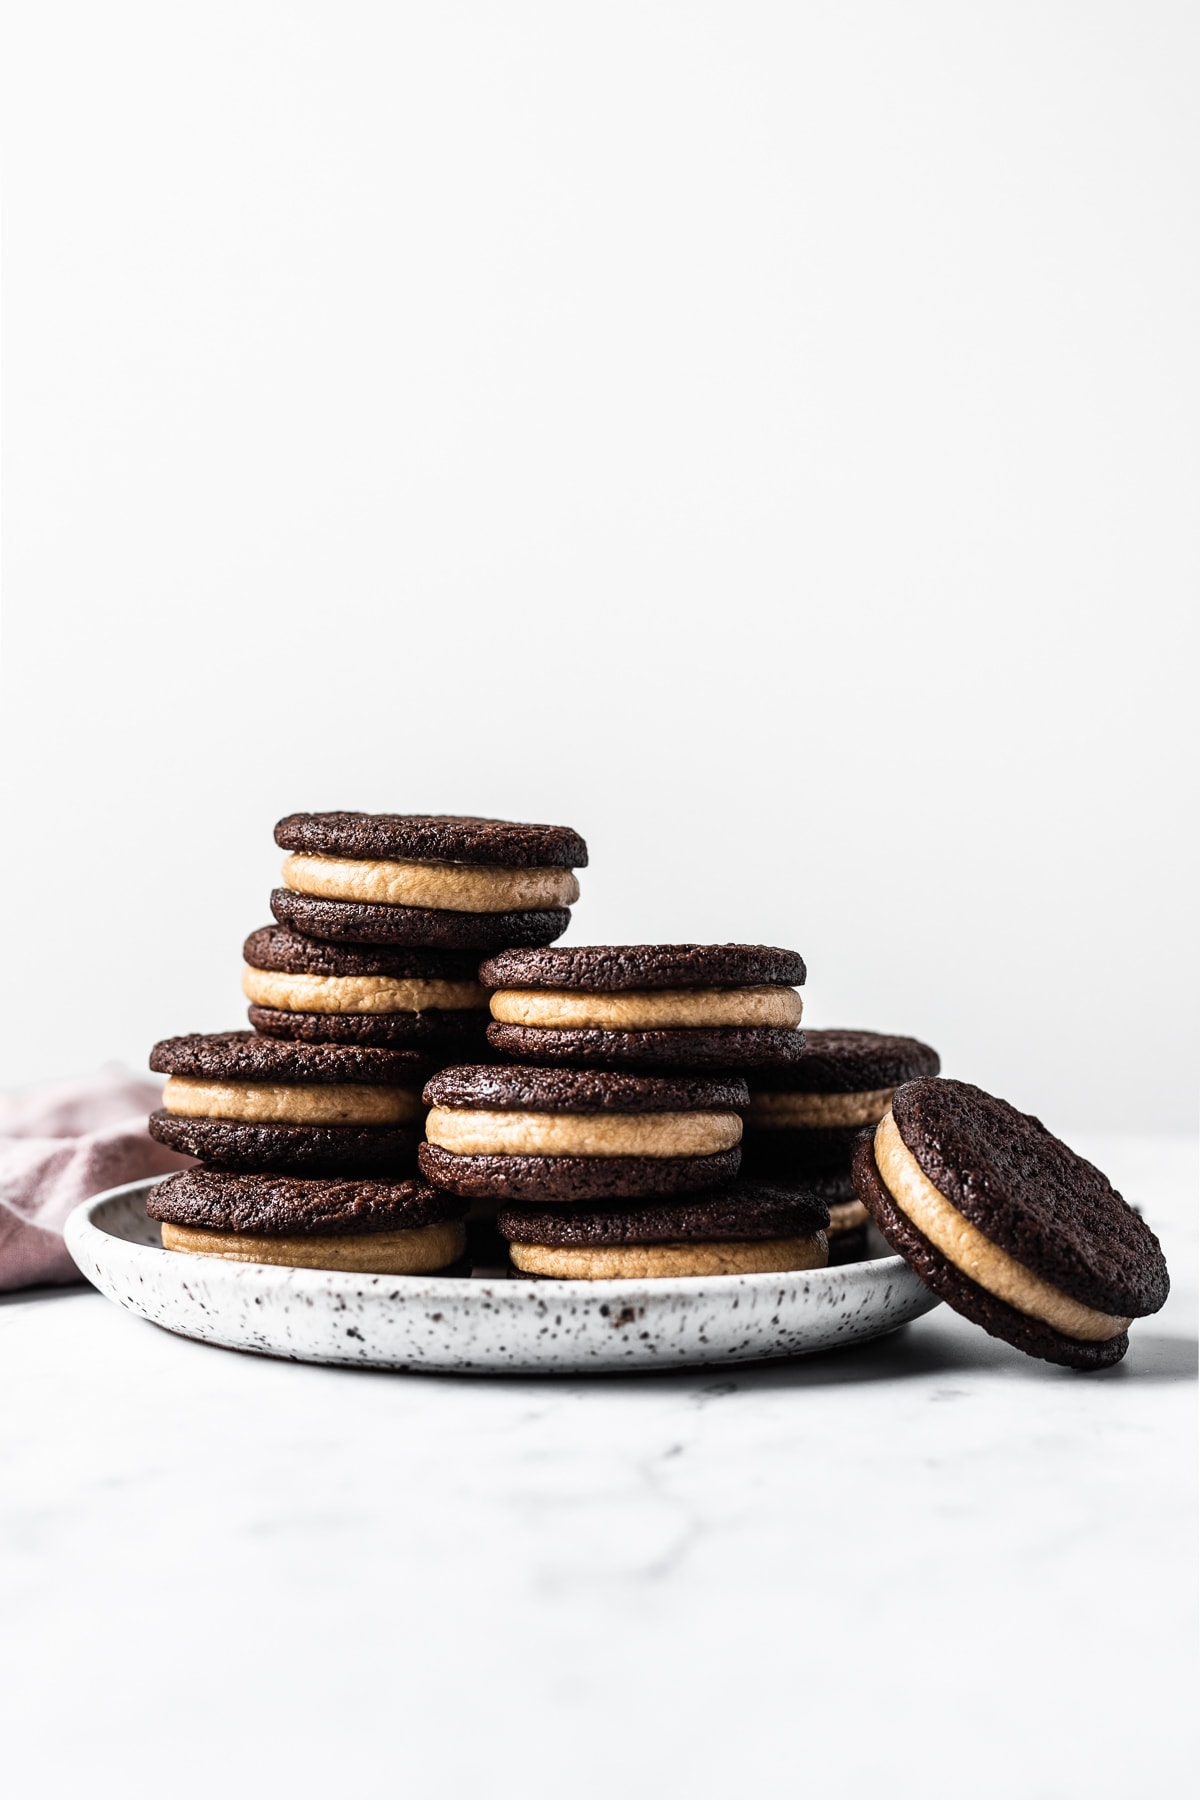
<box><xmin>481</xmin><ymin>944</ymin><xmax>806</xmax><ymax>1071</ymax></box>
<box><xmin>149</xmin><ymin>1168</ymin><xmax>467</xmax><ymax>1273</ymax></box>
<box><xmin>498</xmin><ymin>1179</ymin><xmax>830</xmax><ymax>1280</ymax></box>
<box><xmin>853</xmin><ymin>1078</ymin><xmax>1170</xmax><ymax>1369</ymax></box>
<box><xmin>270</xmin><ymin>812</ymin><xmax>587</xmax><ymax>949</ymax></box>
<box><xmin>418</xmin><ymin>1063</ymin><xmax>748</xmax><ymax>1203</ymax></box>
<box><xmin>148</xmin><ymin>1030</ymin><xmax>426</xmax><ymax>1176</ymax></box>
<box><xmin>741</xmin><ymin>1029</ymin><xmax>940</xmax><ymax>1176</ymax></box>
<box><xmin>243</xmin><ymin>926</ymin><xmax>491</xmax><ymax>1053</ymax></box>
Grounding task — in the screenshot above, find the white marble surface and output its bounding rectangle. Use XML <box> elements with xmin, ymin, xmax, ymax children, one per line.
<box><xmin>3</xmin><ymin>1135</ymin><xmax>1195</xmax><ymax>1800</ymax></box>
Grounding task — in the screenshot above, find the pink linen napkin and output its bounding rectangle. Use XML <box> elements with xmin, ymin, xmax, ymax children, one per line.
<box><xmin>0</xmin><ymin>1066</ymin><xmax>190</xmax><ymax>1291</ymax></box>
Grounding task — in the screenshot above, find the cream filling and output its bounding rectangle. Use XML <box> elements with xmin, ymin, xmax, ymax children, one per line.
<box><xmin>243</xmin><ymin>966</ymin><xmax>487</xmax><ymax>1016</ymax></box>
<box><xmin>162</xmin><ymin>1075</ymin><xmax>421</xmax><ymax>1126</ymax></box>
<box><xmin>745</xmin><ymin>1087</ymin><xmax>894</xmax><ymax>1129</ymax></box>
<box><xmin>160</xmin><ymin>1219</ymin><xmax>464</xmax><ymax>1273</ymax></box>
<box><xmin>282</xmin><ymin>851</ymin><xmax>579</xmax><ymax>913</ymax></box>
<box><xmin>509</xmin><ymin>1235</ymin><xmax>828</xmax><ymax>1280</ymax></box>
<box><xmin>827</xmin><ymin>1198</ymin><xmax>870</xmax><ymax>1234</ymax></box>
<box><xmin>424</xmin><ymin>1107</ymin><xmax>743</xmax><ymax>1159</ymax></box>
<box><xmin>489</xmin><ymin>985</ymin><xmax>803</xmax><ymax>1031</ymax></box>
<box><xmin>874</xmin><ymin>1112</ymin><xmax>1131</xmax><ymax>1342</ymax></box>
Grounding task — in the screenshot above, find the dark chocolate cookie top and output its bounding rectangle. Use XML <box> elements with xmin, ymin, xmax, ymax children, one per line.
<box><xmin>148</xmin><ymin>1169</ymin><xmax>464</xmax><ymax>1236</ymax></box>
<box><xmin>497</xmin><ymin>1180</ymin><xmax>829</xmax><ymax>1246</ymax></box>
<box><xmin>418</xmin><ymin>1142</ymin><xmax>741</xmax><ymax>1203</ymax></box>
<box><xmin>891</xmin><ymin>1078</ymin><xmax>1169</xmax><ymax>1318</ymax></box>
<box><xmin>247</xmin><ymin>1006</ymin><xmax>489</xmax><ymax>1050</ymax></box>
<box><xmin>149</xmin><ymin>1030</ymin><xmax>427</xmax><ymax>1085</ymax></box>
<box><xmin>748</xmin><ymin>1029</ymin><xmax>941</xmax><ymax>1093</ymax></box>
<box><xmin>269</xmin><ymin>890</ymin><xmax>570</xmax><ymax>952</ymax></box>
<box><xmin>274</xmin><ymin>812</ymin><xmax>587</xmax><ymax>868</ymax></box>
<box><xmin>478</xmin><ymin>944</ymin><xmax>806</xmax><ymax>991</ymax></box>
<box><xmin>486</xmin><ymin>1022</ymin><xmax>808</xmax><ymax>1071</ymax></box>
<box><xmin>148</xmin><ymin>1113</ymin><xmax>420</xmax><ymax>1177</ymax></box>
<box><xmin>243</xmin><ymin>925</ymin><xmax>483</xmax><ymax>981</ymax></box>
<box><xmin>423</xmin><ymin>1062</ymin><xmax>750</xmax><ymax>1114</ymax></box>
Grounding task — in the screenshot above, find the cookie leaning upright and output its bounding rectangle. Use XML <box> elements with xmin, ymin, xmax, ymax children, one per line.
<box><xmin>418</xmin><ymin>1063</ymin><xmax>750</xmax><ymax>1202</ymax></box>
<box><xmin>481</xmin><ymin>944</ymin><xmax>806</xmax><ymax>1070</ymax></box>
<box><xmin>270</xmin><ymin>812</ymin><xmax>587</xmax><ymax>948</ymax></box>
<box><xmin>853</xmin><ymin>1077</ymin><xmax>1170</xmax><ymax>1369</ymax></box>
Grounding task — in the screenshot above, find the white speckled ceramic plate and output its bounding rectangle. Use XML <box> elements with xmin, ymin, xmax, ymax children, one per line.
<box><xmin>66</xmin><ymin>1177</ymin><xmax>940</xmax><ymax>1374</ymax></box>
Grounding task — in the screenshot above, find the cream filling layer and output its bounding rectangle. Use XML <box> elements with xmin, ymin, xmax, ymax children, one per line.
<box><xmin>828</xmin><ymin>1199</ymin><xmax>870</xmax><ymax>1234</ymax></box>
<box><xmin>509</xmin><ymin>1235</ymin><xmax>828</xmax><ymax>1280</ymax></box>
<box><xmin>745</xmin><ymin>1087</ymin><xmax>894</xmax><ymax>1128</ymax></box>
<box><xmin>489</xmin><ymin>986</ymin><xmax>803</xmax><ymax>1031</ymax></box>
<box><xmin>243</xmin><ymin>966</ymin><xmax>488</xmax><ymax>1016</ymax></box>
<box><xmin>160</xmin><ymin>1219</ymin><xmax>464</xmax><ymax>1273</ymax></box>
<box><xmin>424</xmin><ymin>1107</ymin><xmax>743</xmax><ymax>1159</ymax></box>
<box><xmin>282</xmin><ymin>852</ymin><xmax>579</xmax><ymax>913</ymax></box>
<box><xmin>874</xmin><ymin>1112</ymin><xmax>1130</xmax><ymax>1342</ymax></box>
<box><xmin>162</xmin><ymin>1075</ymin><xmax>421</xmax><ymax>1126</ymax></box>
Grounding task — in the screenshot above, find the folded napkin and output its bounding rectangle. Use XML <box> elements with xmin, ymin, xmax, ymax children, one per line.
<box><xmin>0</xmin><ymin>1066</ymin><xmax>190</xmax><ymax>1291</ymax></box>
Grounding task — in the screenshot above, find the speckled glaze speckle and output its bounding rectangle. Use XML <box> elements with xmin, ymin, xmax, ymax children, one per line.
<box><xmin>65</xmin><ymin>1178</ymin><xmax>940</xmax><ymax>1374</ymax></box>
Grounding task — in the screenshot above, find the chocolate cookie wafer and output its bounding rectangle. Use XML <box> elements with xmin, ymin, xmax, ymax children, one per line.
<box><xmin>149</xmin><ymin>1168</ymin><xmax>467</xmax><ymax>1273</ymax></box>
<box><xmin>482</xmin><ymin>944</ymin><xmax>806</xmax><ymax>1071</ymax></box>
<box><xmin>418</xmin><ymin>1063</ymin><xmax>748</xmax><ymax>1203</ymax></box>
<box><xmin>741</xmin><ymin>1029</ymin><xmax>940</xmax><ymax>1176</ymax></box>
<box><xmin>271</xmin><ymin>812</ymin><xmax>586</xmax><ymax>949</ymax></box>
<box><xmin>149</xmin><ymin>1030</ymin><xmax>426</xmax><ymax>1176</ymax></box>
<box><xmin>243</xmin><ymin>926</ymin><xmax>491</xmax><ymax>1054</ymax></box>
<box><xmin>498</xmin><ymin>1179</ymin><xmax>829</xmax><ymax>1279</ymax></box>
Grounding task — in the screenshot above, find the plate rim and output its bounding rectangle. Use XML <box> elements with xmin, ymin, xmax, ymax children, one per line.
<box><xmin>66</xmin><ymin>1174</ymin><xmax>916</xmax><ymax>1302</ymax></box>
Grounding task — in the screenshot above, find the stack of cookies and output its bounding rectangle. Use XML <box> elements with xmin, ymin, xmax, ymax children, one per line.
<box><xmin>147</xmin><ymin>812</ymin><xmax>588</xmax><ymax>1273</ymax></box>
<box><xmin>418</xmin><ymin>1062</ymin><xmax>829</xmax><ymax>1277</ymax></box>
<box><xmin>418</xmin><ymin>943</ymin><xmax>833</xmax><ymax>1278</ymax></box>
<box><xmin>248</xmin><ymin>811</ymin><xmax>587</xmax><ymax>1049</ymax></box>
<box><xmin>739</xmin><ymin>1029</ymin><xmax>941</xmax><ymax>1262</ymax></box>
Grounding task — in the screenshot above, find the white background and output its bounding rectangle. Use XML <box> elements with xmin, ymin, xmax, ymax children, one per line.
<box><xmin>3</xmin><ymin>1</ymin><xmax>1197</xmax><ymax>1130</ymax></box>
